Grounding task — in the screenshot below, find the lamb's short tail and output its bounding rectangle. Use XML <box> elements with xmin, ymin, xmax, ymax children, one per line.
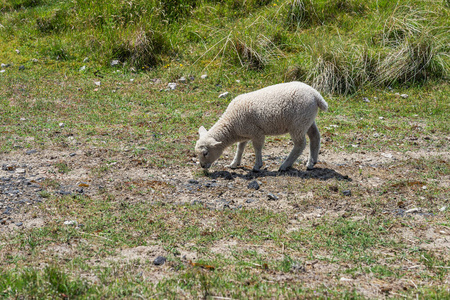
<box><xmin>316</xmin><ymin>93</ymin><xmax>328</xmax><ymax>112</ymax></box>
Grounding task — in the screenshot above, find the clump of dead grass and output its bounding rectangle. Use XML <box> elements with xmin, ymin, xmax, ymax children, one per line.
<box><xmin>285</xmin><ymin>0</ymin><xmax>366</xmax><ymax>29</ymax></box>
<box><xmin>111</xmin><ymin>28</ymin><xmax>168</xmax><ymax>69</ymax></box>
<box><xmin>305</xmin><ymin>43</ymin><xmax>376</xmax><ymax>95</ymax></box>
<box><xmin>374</xmin><ymin>6</ymin><xmax>449</xmax><ymax>85</ymax></box>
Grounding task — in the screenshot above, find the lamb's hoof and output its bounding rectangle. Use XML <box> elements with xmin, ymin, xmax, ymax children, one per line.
<box><xmin>278</xmin><ymin>166</ymin><xmax>292</xmax><ymax>172</ymax></box>
<box><xmin>306</xmin><ymin>161</ymin><xmax>316</xmax><ymax>170</ymax></box>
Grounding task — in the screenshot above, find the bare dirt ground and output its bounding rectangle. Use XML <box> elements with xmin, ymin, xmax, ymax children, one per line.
<box><xmin>1</xmin><ymin>142</ymin><xmax>449</xmax><ymax>297</ymax></box>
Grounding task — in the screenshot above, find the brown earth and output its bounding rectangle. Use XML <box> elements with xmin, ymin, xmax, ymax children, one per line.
<box><xmin>1</xmin><ymin>142</ymin><xmax>449</xmax><ymax>298</ymax></box>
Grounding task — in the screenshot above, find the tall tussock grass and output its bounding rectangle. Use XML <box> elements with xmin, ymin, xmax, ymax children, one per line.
<box><xmin>304</xmin><ymin>44</ymin><xmax>375</xmax><ymax>95</ymax></box>
<box><xmin>111</xmin><ymin>29</ymin><xmax>168</xmax><ymax>69</ymax></box>
<box><xmin>285</xmin><ymin>0</ymin><xmax>366</xmax><ymax>29</ymax></box>
<box><xmin>374</xmin><ymin>6</ymin><xmax>449</xmax><ymax>86</ymax></box>
<box><xmin>0</xmin><ymin>0</ymin><xmax>447</xmax><ymax>93</ymax></box>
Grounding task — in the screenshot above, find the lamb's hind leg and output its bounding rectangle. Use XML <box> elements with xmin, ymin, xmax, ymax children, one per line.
<box><xmin>306</xmin><ymin>122</ymin><xmax>321</xmax><ymax>170</ymax></box>
<box><xmin>227</xmin><ymin>141</ymin><xmax>248</xmax><ymax>169</ymax></box>
<box><xmin>279</xmin><ymin>134</ymin><xmax>306</xmax><ymax>171</ymax></box>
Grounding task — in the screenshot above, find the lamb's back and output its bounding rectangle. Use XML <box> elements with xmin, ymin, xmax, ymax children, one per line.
<box><xmin>225</xmin><ymin>82</ymin><xmax>320</xmax><ymax>135</ymax></box>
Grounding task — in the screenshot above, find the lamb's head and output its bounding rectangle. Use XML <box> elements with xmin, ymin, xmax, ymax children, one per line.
<box><xmin>195</xmin><ymin>126</ymin><xmax>223</xmax><ymax>169</ymax></box>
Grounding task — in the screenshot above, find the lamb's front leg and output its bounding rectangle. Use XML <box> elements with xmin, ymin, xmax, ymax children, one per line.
<box><xmin>251</xmin><ymin>136</ymin><xmax>265</xmax><ymax>172</ymax></box>
<box><xmin>227</xmin><ymin>141</ymin><xmax>248</xmax><ymax>169</ymax></box>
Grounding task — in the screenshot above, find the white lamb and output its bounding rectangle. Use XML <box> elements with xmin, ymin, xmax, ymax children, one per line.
<box><xmin>195</xmin><ymin>81</ymin><xmax>328</xmax><ymax>171</ymax></box>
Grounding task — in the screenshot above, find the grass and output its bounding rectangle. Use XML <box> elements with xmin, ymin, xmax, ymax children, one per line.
<box><xmin>0</xmin><ymin>0</ymin><xmax>449</xmax><ymax>298</ymax></box>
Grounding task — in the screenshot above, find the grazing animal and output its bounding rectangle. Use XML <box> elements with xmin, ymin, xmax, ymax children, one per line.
<box><xmin>195</xmin><ymin>81</ymin><xmax>328</xmax><ymax>171</ymax></box>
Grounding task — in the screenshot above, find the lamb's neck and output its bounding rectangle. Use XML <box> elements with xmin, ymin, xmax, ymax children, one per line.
<box><xmin>208</xmin><ymin>119</ymin><xmax>240</xmax><ymax>148</ymax></box>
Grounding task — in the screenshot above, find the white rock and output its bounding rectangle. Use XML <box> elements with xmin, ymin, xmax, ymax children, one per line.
<box><xmin>379</xmin><ymin>116</ymin><xmax>384</xmax><ymax>120</ymax></box>
<box><xmin>340</xmin><ymin>277</ymin><xmax>353</xmax><ymax>282</ymax></box>
<box><xmin>64</xmin><ymin>220</ymin><xmax>77</xmax><ymax>226</ymax></box>
<box><xmin>59</xmin><ymin>123</ymin><xmax>65</xmax><ymax>128</ymax></box>
<box><xmin>94</xmin><ymin>81</ymin><xmax>101</xmax><ymax>86</ymax></box>
<box><xmin>168</xmin><ymin>82</ymin><xmax>177</xmax><ymax>90</ymax></box>
<box><xmin>79</xmin><ymin>66</ymin><xmax>86</xmax><ymax>71</ymax></box>
<box><xmin>201</xmin><ymin>74</ymin><xmax>208</xmax><ymax>79</ymax></box>
<box><xmin>218</xmin><ymin>92</ymin><xmax>229</xmax><ymax>98</ymax></box>
<box><xmin>400</xmin><ymin>94</ymin><xmax>409</xmax><ymax>99</ymax></box>
<box><xmin>405</xmin><ymin>208</ymin><xmax>420</xmax><ymax>214</ymax></box>
<box><xmin>439</xmin><ymin>206</ymin><xmax>447</xmax><ymax>212</ymax></box>
<box><xmin>110</xmin><ymin>60</ymin><xmax>120</xmax><ymax>66</ymax></box>
<box><xmin>178</xmin><ymin>76</ymin><xmax>187</xmax><ymax>83</ymax></box>
<box><xmin>381</xmin><ymin>153</ymin><xmax>393</xmax><ymax>159</ymax></box>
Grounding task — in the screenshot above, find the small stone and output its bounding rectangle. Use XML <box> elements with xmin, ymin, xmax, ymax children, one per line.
<box><xmin>342</xmin><ymin>190</ymin><xmax>351</xmax><ymax>196</ymax></box>
<box><xmin>246</xmin><ymin>199</ymin><xmax>256</xmax><ymax>204</ymax></box>
<box><xmin>362</xmin><ymin>97</ymin><xmax>370</xmax><ymax>103</ymax></box>
<box><xmin>405</xmin><ymin>208</ymin><xmax>419</xmax><ymax>214</ymax></box>
<box><xmin>16</xmin><ymin>222</ymin><xmax>23</xmax><ymax>227</ymax></box>
<box><xmin>381</xmin><ymin>153</ymin><xmax>393</xmax><ymax>159</ymax></box>
<box><xmin>188</xmin><ymin>179</ymin><xmax>199</xmax><ymax>184</ymax></box>
<box><xmin>439</xmin><ymin>206</ymin><xmax>447</xmax><ymax>212</ymax></box>
<box><xmin>63</xmin><ymin>220</ymin><xmax>77</xmax><ymax>226</ymax></box>
<box><xmin>218</xmin><ymin>92</ymin><xmax>229</xmax><ymax>98</ymax></box>
<box><xmin>15</xmin><ymin>168</ymin><xmax>26</xmax><ymax>174</ymax></box>
<box><xmin>153</xmin><ymin>256</ymin><xmax>166</xmax><ymax>266</ymax></box>
<box><xmin>1</xmin><ymin>63</ymin><xmax>10</xmax><ymax>68</ymax></box>
<box><xmin>247</xmin><ymin>180</ymin><xmax>260</xmax><ymax>190</ymax></box>
<box><xmin>201</xmin><ymin>74</ymin><xmax>208</xmax><ymax>79</ymax></box>
<box><xmin>340</xmin><ymin>277</ymin><xmax>353</xmax><ymax>282</ymax></box>
<box><xmin>400</xmin><ymin>94</ymin><xmax>409</xmax><ymax>99</ymax></box>
<box><xmin>379</xmin><ymin>117</ymin><xmax>384</xmax><ymax>120</ymax></box>
<box><xmin>267</xmin><ymin>193</ymin><xmax>278</xmax><ymax>201</ymax></box>
<box><xmin>59</xmin><ymin>122</ymin><xmax>65</xmax><ymax>128</ymax></box>
<box><xmin>19</xmin><ymin>65</ymin><xmax>25</xmax><ymax>71</ymax></box>
<box><xmin>168</xmin><ymin>82</ymin><xmax>177</xmax><ymax>90</ymax></box>
<box><xmin>69</xmin><ymin>153</ymin><xmax>76</xmax><ymax>157</ymax></box>
<box><xmin>15</xmin><ymin>49</ymin><xmax>20</xmax><ymax>54</ymax></box>
<box><xmin>26</xmin><ymin>149</ymin><xmax>37</xmax><ymax>155</ymax></box>
<box><xmin>79</xmin><ymin>65</ymin><xmax>86</xmax><ymax>71</ymax></box>
<box><xmin>178</xmin><ymin>76</ymin><xmax>187</xmax><ymax>83</ymax></box>
<box><xmin>111</xmin><ymin>60</ymin><xmax>120</xmax><ymax>66</ymax></box>
<box><xmin>94</xmin><ymin>81</ymin><xmax>101</xmax><ymax>86</ymax></box>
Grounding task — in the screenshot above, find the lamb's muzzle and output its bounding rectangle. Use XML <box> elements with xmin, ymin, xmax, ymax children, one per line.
<box><xmin>195</xmin><ymin>81</ymin><xmax>328</xmax><ymax>171</ymax></box>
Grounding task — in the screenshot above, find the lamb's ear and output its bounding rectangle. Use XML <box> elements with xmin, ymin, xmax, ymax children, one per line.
<box><xmin>210</xmin><ymin>139</ymin><xmax>222</xmax><ymax>147</ymax></box>
<box><xmin>198</xmin><ymin>126</ymin><xmax>208</xmax><ymax>137</ymax></box>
